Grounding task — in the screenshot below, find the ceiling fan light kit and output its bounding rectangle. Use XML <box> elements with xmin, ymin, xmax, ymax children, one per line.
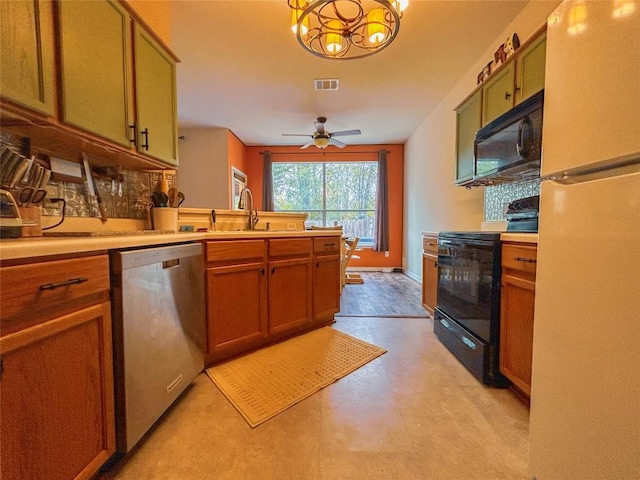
<box><xmin>288</xmin><ymin>0</ymin><xmax>409</xmax><ymax>60</ymax></box>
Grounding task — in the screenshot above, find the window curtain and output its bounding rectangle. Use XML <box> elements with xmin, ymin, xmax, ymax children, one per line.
<box><xmin>262</xmin><ymin>150</ymin><xmax>274</xmax><ymax>211</ymax></box>
<box><xmin>374</xmin><ymin>149</ymin><xmax>389</xmax><ymax>252</ymax></box>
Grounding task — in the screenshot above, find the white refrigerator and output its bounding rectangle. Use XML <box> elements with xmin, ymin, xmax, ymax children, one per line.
<box><xmin>528</xmin><ymin>1</ymin><xmax>640</xmax><ymax>479</ymax></box>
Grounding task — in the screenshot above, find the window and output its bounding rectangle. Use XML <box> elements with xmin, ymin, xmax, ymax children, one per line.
<box><xmin>273</xmin><ymin>161</ymin><xmax>378</xmax><ymax>245</ymax></box>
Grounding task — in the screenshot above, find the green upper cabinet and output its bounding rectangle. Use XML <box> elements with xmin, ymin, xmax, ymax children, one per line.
<box><xmin>134</xmin><ymin>25</ymin><xmax>178</xmax><ymax>166</ymax></box>
<box><xmin>0</xmin><ymin>0</ymin><xmax>55</xmax><ymax>116</ymax></box>
<box><xmin>481</xmin><ymin>62</ymin><xmax>515</xmax><ymax>126</ymax></box>
<box><xmin>455</xmin><ymin>90</ymin><xmax>482</xmax><ymax>185</ymax></box>
<box><xmin>481</xmin><ymin>30</ymin><xmax>547</xmax><ymax>127</ymax></box>
<box><xmin>515</xmin><ymin>32</ymin><xmax>546</xmax><ymax>104</ymax></box>
<box><xmin>58</xmin><ymin>0</ymin><xmax>133</xmax><ymax>147</ymax></box>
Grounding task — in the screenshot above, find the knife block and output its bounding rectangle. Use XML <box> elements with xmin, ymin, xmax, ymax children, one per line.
<box><xmin>19</xmin><ymin>206</ymin><xmax>42</xmax><ymax>237</ymax></box>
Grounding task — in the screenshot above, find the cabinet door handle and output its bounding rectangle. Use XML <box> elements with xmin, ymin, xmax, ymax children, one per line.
<box><xmin>515</xmin><ymin>85</ymin><xmax>521</xmax><ymax>95</ymax></box>
<box><xmin>505</xmin><ymin>91</ymin><xmax>512</xmax><ymax>100</ymax></box>
<box><xmin>39</xmin><ymin>277</ymin><xmax>89</xmax><ymax>290</ymax></box>
<box><xmin>261</xmin><ymin>268</ymin><xmax>265</xmax><ymax>275</ymax></box>
<box><xmin>514</xmin><ymin>256</ymin><xmax>536</xmax><ymax>263</ymax></box>
<box><xmin>271</xmin><ymin>267</ymin><xmax>276</xmax><ymax>275</ymax></box>
<box><xmin>129</xmin><ymin>124</ymin><xmax>137</xmax><ymax>145</ymax></box>
<box><xmin>316</xmin><ymin>261</ymin><xmax>320</xmax><ymax>268</ymax></box>
<box><xmin>141</xmin><ymin>128</ymin><xmax>149</xmax><ymax>150</ymax></box>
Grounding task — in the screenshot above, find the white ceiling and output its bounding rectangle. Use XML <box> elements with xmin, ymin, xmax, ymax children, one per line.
<box><xmin>170</xmin><ymin>1</ymin><xmax>529</xmax><ymax>147</ymax></box>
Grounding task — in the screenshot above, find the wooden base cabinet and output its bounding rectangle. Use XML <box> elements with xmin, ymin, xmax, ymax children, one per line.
<box><xmin>205</xmin><ymin>235</ymin><xmax>340</xmax><ymax>364</ymax></box>
<box><xmin>421</xmin><ymin>233</ymin><xmax>439</xmax><ymax>316</ymax></box>
<box><xmin>205</xmin><ymin>240</ymin><xmax>268</xmax><ymax>363</ymax></box>
<box><xmin>500</xmin><ymin>242</ymin><xmax>537</xmax><ymax>401</ymax></box>
<box><xmin>313</xmin><ymin>237</ymin><xmax>341</xmax><ymax>323</ymax></box>
<box><xmin>268</xmin><ymin>238</ymin><xmax>313</xmax><ymax>335</ymax></box>
<box><xmin>0</xmin><ymin>255</ymin><xmax>115</xmax><ymax>480</ymax></box>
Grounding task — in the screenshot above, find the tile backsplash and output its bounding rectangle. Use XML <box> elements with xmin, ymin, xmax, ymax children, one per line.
<box><xmin>484</xmin><ymin>178</ymin><xmax>541</xmax><ymax>221</ymax></box>
<box><xmin>42</xmin><ymin>170</ymin><xmax>176</xmax><ymax>220</ymax></box>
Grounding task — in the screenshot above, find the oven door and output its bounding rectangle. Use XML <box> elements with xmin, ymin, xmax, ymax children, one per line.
<box><xmin>436</xmin><ymin>237</ymin><xmax>500</xmax><ymax>342</ymax></box>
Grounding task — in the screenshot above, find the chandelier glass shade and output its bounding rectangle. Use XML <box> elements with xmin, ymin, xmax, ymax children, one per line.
<box><xmin>288</xmin><ymin>0</ymin><xmax>408</xmax><ymax>60</ymax></box>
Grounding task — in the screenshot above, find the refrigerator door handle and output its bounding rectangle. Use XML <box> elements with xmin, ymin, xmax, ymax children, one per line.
<box><xmin>541</xmin><ymin>156</ymin><xmax>640</xmax><ymax>185</ymax></box>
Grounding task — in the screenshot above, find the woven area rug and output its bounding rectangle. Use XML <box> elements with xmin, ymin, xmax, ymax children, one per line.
<box><xmin>206</xmin><ymin>327</ymin><xmax>386</xmax><ymax>428</ymax></box>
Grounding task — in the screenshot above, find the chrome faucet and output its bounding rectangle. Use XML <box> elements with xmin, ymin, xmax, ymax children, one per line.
<box><xmin>237</xmin><ymin>187</ymin><xmax>258</xmax><ymax>230</ymax></box>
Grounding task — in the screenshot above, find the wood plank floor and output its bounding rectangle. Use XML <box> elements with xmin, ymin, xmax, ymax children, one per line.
<box><xmin>339</xmin><ymin>272</ymin><xmax>428</xmax><ymax>318</ymax></box>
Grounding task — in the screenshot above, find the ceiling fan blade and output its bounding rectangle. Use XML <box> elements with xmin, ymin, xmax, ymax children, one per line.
<box><xmin>331</xmin><ymin>129</ymin><xmax>361</xmax><ymax>137</ymax></box>
<box><xmin>282</xmin><ymin>133</ymin><xmax>312</xmax><ymax>137</ymax></box>
<box><xmin>328</xmin><ymin>137</ymin><xmax>346</xmax><ymax>148</ymax></box>
<box><xmin>300</xmin><ymin>139</ymin><xmax>315</xmax><ymax>149</ymax></box>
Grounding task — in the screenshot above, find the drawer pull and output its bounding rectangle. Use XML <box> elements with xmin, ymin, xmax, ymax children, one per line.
<box><xmin>514</xmin><ymin>256</ymin><xmax>536</xmax><ymax>263</ymax></box>
<box><xmin>39</xmin><ymin>277</ymin><xmax>89</xmax><ymax>291</ymax></box>
<box><xmin>324</xmin><ymin>243</ymin><xmax>336</xmax><ymax>248</ymax></box>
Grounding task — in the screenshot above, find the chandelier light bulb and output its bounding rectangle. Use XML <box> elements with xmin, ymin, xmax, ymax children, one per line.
<box><xmin>368</xmin><ymin>8</ymin><xmax>386</xmax><ymax>45</ymax></box>
<box><xmin>326</xmin><ymin>19</ymin><xmax>343</xmax><ymax>53</ymax></box>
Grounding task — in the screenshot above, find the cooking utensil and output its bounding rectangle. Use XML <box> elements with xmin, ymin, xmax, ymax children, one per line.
<box><xmin>82</xmin><ymin>153</ymin><xmax>108</xmax><ymax>223</ymax></box>
<box><xmin>177</xmin><ymin>191</ymin><xmax>185</xmax><ymax>207</ymax></box>
<box><xmin>18</xmin><ymin>187</ymin><xmax>47</xmax><ymax>207</ymax></box>
<box><xmin>9</xmin><ymin>156</ymin><xmax>31</xmax><ymax>189</ymax></box>
<box><xmin>151</xmin><ymin>191</ymin><xmax>168</xmax><ymax>207</ymax></box>
<box><xmin>38</xmin><ymin>167</ymin><xmax>51</xmax><ymax>188</ymax></box>
<box><xmin>167</xmin><ymin>187</ymin><xmax>178</xmax><ymax>207</ymax></box>
<box><xmin>1</xmin><ymin>150</ymin><xmax>21</xmax><ymax>187</ymax></box>
<box><xmin>211</xmin><ymin>209</ymin><xmax>216</xmax><ymax>231</ymax></box>
<box><xmin>21</xmin><ymin>155</ymin><xmax>35</xmax><ymax>184</ymax></box>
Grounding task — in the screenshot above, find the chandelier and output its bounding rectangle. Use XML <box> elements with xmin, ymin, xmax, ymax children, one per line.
<box><xmin>288</xmin><ymin>0</ymin><xmax>409</xmax><ymax>60</ymax></box>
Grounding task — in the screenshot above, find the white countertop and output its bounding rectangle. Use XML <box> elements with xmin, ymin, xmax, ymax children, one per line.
<box><xmin>420</xmin><ymin>231</ymin><xmax>439</xmax><ymax>237</ymax></box>
<box><xmin>0</xmin><ymin>230</ymin><xmax>342</xmax><ymax>262</ymax></box>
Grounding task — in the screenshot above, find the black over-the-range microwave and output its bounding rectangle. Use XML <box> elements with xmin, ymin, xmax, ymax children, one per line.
<box><xmin>467</xmin><ymin>89</ymin><xmax>544</xmax><ymax>187</ymax></box>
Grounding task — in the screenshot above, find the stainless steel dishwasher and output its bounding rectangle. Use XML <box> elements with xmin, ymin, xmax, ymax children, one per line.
<box><xmin>110</xmin><ymin>242</ymin><xmax>205</xmax><ymax>453</ymax></box>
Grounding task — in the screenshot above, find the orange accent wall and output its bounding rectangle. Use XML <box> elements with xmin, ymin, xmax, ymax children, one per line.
<box><xmin>227</xmin><ymin>131</ymin><xmax>248</xmax><ymax>205</ymax></box>
<box><xmin>244</xmin><ymin>144</ymin><xmax>404</xmax><ymax>269</ymax></box>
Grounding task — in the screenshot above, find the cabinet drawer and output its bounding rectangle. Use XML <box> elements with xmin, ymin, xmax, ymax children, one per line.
<box><xmin>423</xmin><ymin>236</ymin><xmax>438</xmax><ymax>254</ymax></box>
<box><xmin>206</xmin><ymin>240</ymin><xmax>266</xmax><ymax>263</ymax></box>
<box><xmin>313</xmin><ymin>236</ymin><xmax>341</xmax><ymax>255</ymax></box>
<box><xmin>502</xmin><ymin>244</ymin><xmax>537</xmax><ymax>275</ymax></box>
<box><xmin>269</xmin><ymin>238</ymin><xmax>311</xmax><ymax>258</ymax></box>
<box><xmin>0</xmin><ymin>255</ymin><xmax>110</xmax><ymax>333</ymax></box>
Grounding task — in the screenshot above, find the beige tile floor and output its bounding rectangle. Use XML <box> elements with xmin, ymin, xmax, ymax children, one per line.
<box><xmin>105</xmin><ymin>316</ymin><xmax>529</xmax><ymax>480</ymax></box>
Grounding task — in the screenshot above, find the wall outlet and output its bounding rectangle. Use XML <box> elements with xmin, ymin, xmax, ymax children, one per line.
<box><xmin>287</xmin><ymin>222</ymin><xmax>296</xmax><ymax>230</ymax></box>
<box><xmin>385</xmin><ymin>251</ymin><xmax>390</xmax><ymax>257</ymax></box>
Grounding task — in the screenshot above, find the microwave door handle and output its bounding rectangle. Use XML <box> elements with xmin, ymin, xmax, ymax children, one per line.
<box><xmin>516</xmin><ymin>117</ymin><xmax>532</xmax><ymax>158</ymax></box>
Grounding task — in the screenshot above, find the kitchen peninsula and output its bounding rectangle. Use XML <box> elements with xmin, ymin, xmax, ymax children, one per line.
<box><xmin>0</xmin><ymin>224</ymin><xmax>342</xmax><ymax>478</ymax></box>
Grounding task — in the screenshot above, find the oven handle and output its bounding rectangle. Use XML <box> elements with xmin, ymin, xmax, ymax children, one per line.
<box><xmin>438</xmin><ymin>238</ymin><xmax>496</xmax><ymax>248</ymax></box>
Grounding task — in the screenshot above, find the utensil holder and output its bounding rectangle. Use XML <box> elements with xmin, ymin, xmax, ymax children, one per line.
<box><xmin>152</xmin><ymin>207</ymin><xmax>178</xmax><ymax>231</ymax></box>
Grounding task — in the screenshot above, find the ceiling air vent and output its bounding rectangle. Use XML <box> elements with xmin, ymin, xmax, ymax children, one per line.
<box><xmin>314</xmin><ymin>78</ymin><xmax>339</xmax><ymax>91</ymax></box>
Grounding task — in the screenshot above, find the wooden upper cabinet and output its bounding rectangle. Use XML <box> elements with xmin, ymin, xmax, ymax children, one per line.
<box><xmin>133</xmin><ymin>24</ymin><xmax>178</xmax><ymax>166</ymax></box>
<box><xmin>0</xmin><ymin>0</ymin><xmax>55</xmax><ymax>116</ymax></box>
<box><xmin>58</xmin><ymin>0</ymin><xmax>133</xmax><ymax>147</ymax></box>
<box><xmin>455</xmin><ymin>90</ymin><xmax>482</xmax><ymax>185</ymax></box>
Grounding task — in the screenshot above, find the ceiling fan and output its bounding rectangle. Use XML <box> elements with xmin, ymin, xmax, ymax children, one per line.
<box><xmin>282</xmin><ymin>117</ymin><xmax>361</xmax><ymax>149</ymax></box>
